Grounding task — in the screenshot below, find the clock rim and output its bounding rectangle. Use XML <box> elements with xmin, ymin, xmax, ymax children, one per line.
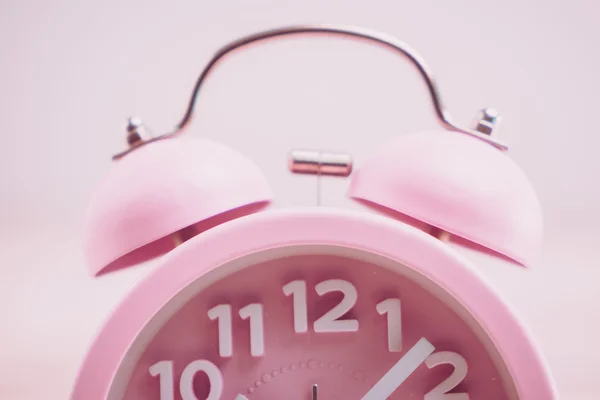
<box><xmin>70</xmin><ymin>207</ymin><xmax>557</xmax><ymax>399</ymax></box>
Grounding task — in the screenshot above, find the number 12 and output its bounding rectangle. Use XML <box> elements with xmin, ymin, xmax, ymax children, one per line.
<box><xmin>283</xmin><ymin>279</ymin><xmax>359</xmax><ymax>333</ymax></box>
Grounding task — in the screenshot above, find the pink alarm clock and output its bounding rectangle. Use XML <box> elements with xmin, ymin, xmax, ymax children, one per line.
<box><xmin>71</xmin><ymin>25</ymin><xmax>558</xmax><ymax>400</ymax></box>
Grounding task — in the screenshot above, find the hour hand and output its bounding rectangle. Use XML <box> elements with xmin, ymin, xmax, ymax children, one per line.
<box><xmin>361</xmin><ymin>337</ymin><xmax>435</xmax><ymax>400</ymax></box>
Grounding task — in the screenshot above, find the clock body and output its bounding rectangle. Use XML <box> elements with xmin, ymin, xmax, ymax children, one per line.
<box><xmin>70</xmin><ymin>207</ymin><xmax>556</xmax><ymax>400</ymax></box>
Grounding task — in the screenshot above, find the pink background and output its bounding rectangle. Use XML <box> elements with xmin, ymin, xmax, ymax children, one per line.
<box><xmin>1</xmin><ymin>0</ymin><xmax>598</xmax><ymax>398</ymax></box>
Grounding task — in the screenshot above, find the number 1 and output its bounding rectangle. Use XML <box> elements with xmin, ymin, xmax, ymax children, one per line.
<box><xmin>207</xmin><ymin>304</ymin><xmax>233</xmax><ymax>357</ymax></box>
<box><xmin>377</xmin><ymin>298</ymin><xmax>402</xmax><ymax>352</ymax></box>
<box><xmin>239</xmin><ymin>303</ymin><xmax>265</xmax><ymax>356</ymax></box>
<box><xmin>282</xmin><ymin>280</ymin><xmax>308</xmax><ymax>333</ymax></box>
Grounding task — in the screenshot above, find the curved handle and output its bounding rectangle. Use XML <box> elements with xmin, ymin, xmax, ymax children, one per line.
<box><xmin>114</xmin><ymin>24</ymin><xmax>506</xmax><ymax>159</ymax></box>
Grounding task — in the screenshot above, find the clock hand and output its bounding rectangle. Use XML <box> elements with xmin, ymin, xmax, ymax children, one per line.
<box><xmin>360</xmin><ymin>337</ymin><xmax>435</xmax><ymax>400</ymax></box>
<box><xmin>313</xmin><ymin>383</ymin><xmax>318</xmax><ymax>400</ymax></box>
<box><xmin>234</xmin><ymin>395</ymin><xmax>249</xmax><ymax>400</ymax></box>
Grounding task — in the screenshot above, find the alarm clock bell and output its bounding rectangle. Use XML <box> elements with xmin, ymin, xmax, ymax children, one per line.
<box><xmin>348</xmin><ymin>122</ymin><xmax>543</xmax><ymax>268</ymax></box>
<box><xmin>82</xmin><ymin>24</ymin><xmax>543</xmax><ymax>279</ymax></box>
<box><xmin>82</xmin><ymin>123</ymin><xmax>272</xmax><ymax>276</ymax></box>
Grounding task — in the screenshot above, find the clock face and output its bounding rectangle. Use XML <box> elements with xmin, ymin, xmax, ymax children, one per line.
<box><xmin>110</xmin><ymin>246</ymin><xmax>518</xmax><ymax>400</ymax></box>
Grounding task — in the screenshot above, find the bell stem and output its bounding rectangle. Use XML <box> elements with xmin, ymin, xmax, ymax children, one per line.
<box><xmin>428</xmin><ymin>226</ymin><xmax>451</xmax><ymax>242</ymax></box>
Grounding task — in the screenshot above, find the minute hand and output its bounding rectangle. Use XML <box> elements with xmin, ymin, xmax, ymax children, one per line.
<box><xmin>361</xmin><ymin>337</ymin><xmax>435</xmax><ymax>400</ymax></box>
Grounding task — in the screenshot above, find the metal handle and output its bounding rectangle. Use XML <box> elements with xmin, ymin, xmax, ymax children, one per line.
<box><xmin>114</xmin><ymin>24</ymin><xmax>507</xmax><ymax>159</ymax></box>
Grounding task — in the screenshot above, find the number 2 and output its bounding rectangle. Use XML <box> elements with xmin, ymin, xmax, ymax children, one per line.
<box><xmin>283</xmin><ymin>279</ymin><xmax>359</xmax><ymax>333</ymax></box>
<box><xmin>314</xmin><ymin>279</ymin><xmax>359</xmax><ymax>332</ymax></box>
<box><xmin>424</xmin><ymin>351</ymin><xmax>469</xmax><ymax>400</ymax></box>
